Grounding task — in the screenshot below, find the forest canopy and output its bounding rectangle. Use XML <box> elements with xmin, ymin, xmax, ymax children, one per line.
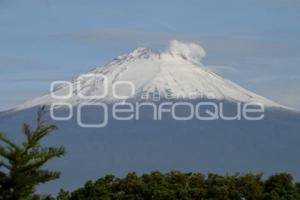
<box><xmin>57</xmin><ymin>171</ymin><xmax>300</xmax><ymax>200</ymax></box>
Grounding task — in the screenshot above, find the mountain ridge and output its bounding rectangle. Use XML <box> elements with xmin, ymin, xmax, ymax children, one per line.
<box><xmin>13</xmin><ymin>40</ymin><xmax>286</xmax><ymax>111</ymax></box>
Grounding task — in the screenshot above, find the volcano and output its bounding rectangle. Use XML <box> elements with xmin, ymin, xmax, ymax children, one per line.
<box><xmin>13</xmin><ymin>40</ymin><xmax>281</xmax><ymax>110</ymax></box>
<box><xmin>0</xmin><ymin>40</ymin><xmax>299</xmax><ymax>194</ymax></box>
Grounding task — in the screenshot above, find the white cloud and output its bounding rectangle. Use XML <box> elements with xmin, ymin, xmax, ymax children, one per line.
<box><xmin>166</xmin><ymin>40</ymin><xmax>206</xmax><ymax>63</ymax></box>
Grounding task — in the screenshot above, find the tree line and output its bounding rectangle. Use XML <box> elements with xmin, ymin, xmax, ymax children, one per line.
<box><xmin>56</xmin><ymin>171</ymin><xmax>300</xmax><ymax>200</ymax></box>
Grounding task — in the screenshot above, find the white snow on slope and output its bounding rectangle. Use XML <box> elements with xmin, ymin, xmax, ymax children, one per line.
<box><xmin>15</xmin><ymin>40</ymin><xmax>282</xmax><ymax>110</ymax></box>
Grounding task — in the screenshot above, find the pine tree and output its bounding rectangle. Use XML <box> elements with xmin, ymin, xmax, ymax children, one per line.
<box><xmin>56</xmin><ymin>189</ymin><xmax>70</xmax><ymax>200</ymax></box>
<box><xmin>0</xmin><ymin>106</ymin><xmax>65</xmax><ymax>200</ymax></box>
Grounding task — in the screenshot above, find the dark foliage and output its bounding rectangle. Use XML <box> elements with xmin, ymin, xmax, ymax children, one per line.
<box><xmin>0</xmin><ymin>106</ymin><xmax>65</xmax><ymax>200</ymax></box>
<box><xmin>57</xmin><ymin>171</ymin><xmax>300</xmax><ymax>200</ymax></box>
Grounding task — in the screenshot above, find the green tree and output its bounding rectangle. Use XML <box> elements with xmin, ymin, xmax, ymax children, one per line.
<box><xmin>0</xmin><ymin>106</ymin><xmax>65</xmax><ymax>200</ymax></box>
<box><xmin>57</xmin><ymin>189</ymin><xmax>70</xmax><ymax>200</ymax></box>
<box><xmin>235</xmin><ymin>173</ymin><xmax>264</xmax><ymax>200</ymax></box>
<box><xmin>62</xmin><ymin>171</ymin><xmax>300</xmax><ymax>200</ymax></box>
<box><xmin>264</xmin><ymin>173</ymin><xmax>296</xmax><ymax>200</ymax></box>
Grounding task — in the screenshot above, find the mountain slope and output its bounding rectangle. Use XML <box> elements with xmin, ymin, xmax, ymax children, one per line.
<box><xmin>15</xmin><ymin>40</ymin><xmax>282</xmax><ymax>111</ymax></box>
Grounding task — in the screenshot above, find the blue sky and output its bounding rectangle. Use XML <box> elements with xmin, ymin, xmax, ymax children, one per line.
<box><xmin>0</xmin><ymin>0</ymin><xmax>300</xmax><ymax>110</ymax></box>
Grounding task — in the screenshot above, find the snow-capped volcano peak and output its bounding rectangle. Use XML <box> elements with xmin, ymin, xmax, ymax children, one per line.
<box><xmin>113</xmin><ymin>47</ymin><xmax>154</xmax><ymax>62</ymax></box>
<box><xmin>128</xmin><ymin>47</ymin><xmax>153</xmax><ymax>58</ymax></box>
<box><xmin>15</xmin><ymin>40</ymin><xmax>282</xmax><ymax>111</ymax></box>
